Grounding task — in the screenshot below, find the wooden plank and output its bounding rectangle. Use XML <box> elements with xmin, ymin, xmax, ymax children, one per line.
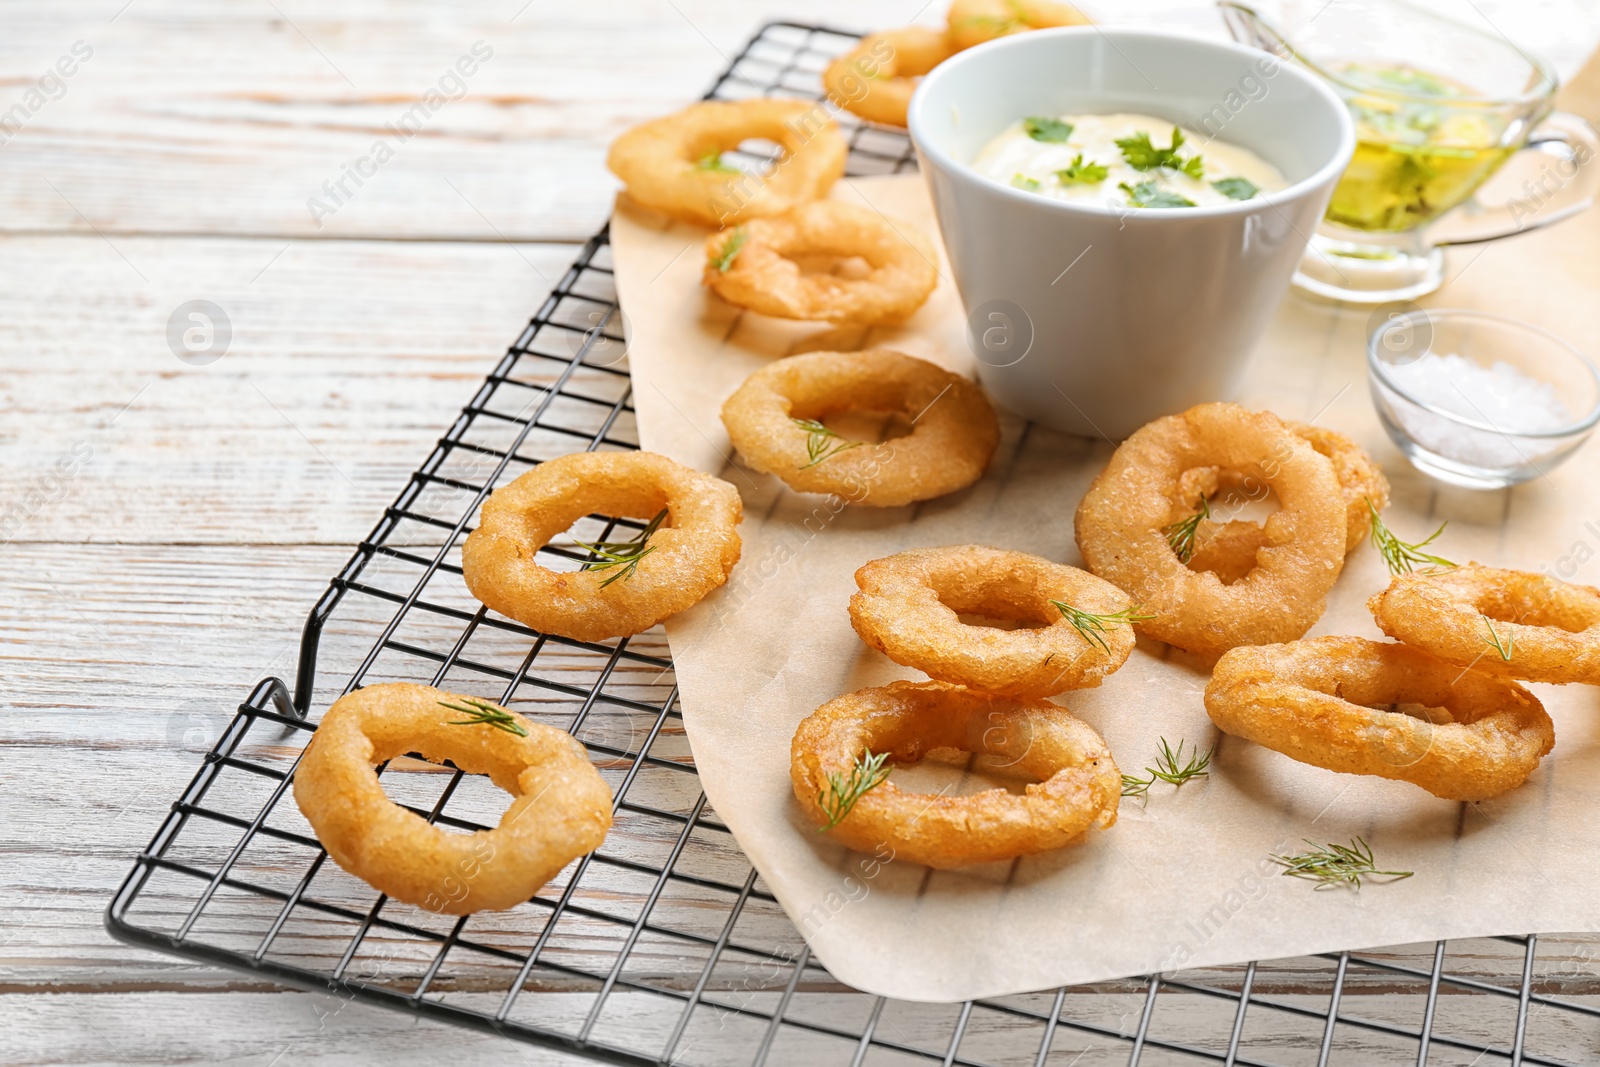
<box><xmin>0</xmin><ymin>0</ymin><xmax>920</xmax><ymax>241</ymax></box>
<box><xmin>0</xmin><ymin>235</ymin><xmax>582</xmax><ymax>545</ymax></box>
<box><xmin>5</xmin><ymin>987</ymin><xmax>1600</xmax><ymax>1066</ymax></box>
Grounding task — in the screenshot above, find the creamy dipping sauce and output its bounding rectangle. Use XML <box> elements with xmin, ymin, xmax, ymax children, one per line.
<box><xmin>971</xmin><ymin>112</ymin><xmax>1288</xmax><ymax>209</ymax></box>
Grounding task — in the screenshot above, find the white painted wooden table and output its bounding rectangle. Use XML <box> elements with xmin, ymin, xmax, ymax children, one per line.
<box><xmin>5</xmin><ymin>2</ymin><xmax>1600</xmax><ymax>1064</ymax></box>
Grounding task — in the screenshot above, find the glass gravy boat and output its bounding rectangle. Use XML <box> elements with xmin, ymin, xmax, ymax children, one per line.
<box><xmin>1222</xmin><ymin>0</ymin><xmax>1599</xmax><ymax>303</ymax></box>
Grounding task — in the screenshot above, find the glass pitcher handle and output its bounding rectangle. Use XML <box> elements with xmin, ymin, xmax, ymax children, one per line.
<box><xmin>1435</xmin><ymin>111</ymin><xmax>1600</xmax><ymax>247</ymax></box>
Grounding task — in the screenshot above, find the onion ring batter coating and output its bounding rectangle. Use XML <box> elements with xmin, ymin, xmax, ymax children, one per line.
<box><xmin>823</xmin><ymin>27</ymin><xmax>954</xmax><ymax>128</ymax></box>
<box><xmin>849</xmin><ymin>545</ymin><xmax>1135</xmax><ymax>697</ymax></box>
<box><xmin>1369</xmin><ymin>564</ymin><xmax>1600</xmax><ymax>685</ymax></box>
<box><xmin>293</xmin><ymin>683</ymin><xmax>612</xmax><ymax>913</ymax></box>
<box><xmin>703</xmin><ymin>200</ymin><xmax>939</xmax><ymax>325</ymax></box>
<box><xmin>791</xmin><ymin>681</ymin><xmax>1119</xmax><ymax>868</ymax></box>
<box><xmin>1295</xmin><ymin>422</ymin><xmax>1390</xmax><ymax>550</ymax></box>
<box><xmin>946</xmin><ymin>0</ymin><xmax>1090</xmax><ymax>50</ymax></box>
<box><xmin>463</xmin><ymin>451</ymin><xmax>742</xmax><ymax>643</ymax></box>
<box><xmin>607</xmin><ymin>99</ymin><xmax>847</xmax><ymax>227</ymax></box>
<box><xmin>1074</xmin><ymin>403</ymin><xmax>1347</xmax><ymax>655</ymax></box>
<box><xmin>1185</xmin><ymin>520</ymin><xmax>1271</xmax><ymax>587</ymax></box>
<box><xmin>1174</xmin><ymin>422</ymin><xmax>1389</xmax><ymax>574</ymax></box>
<box><xmin>720</xmin><ymin>349</ymin><xmax>998</xmax><ymax>507</ymax></box>
<box><xmin>1205</xmin><ymin>637</ymin><xmax>1553</xmax><ymax>801</ymax></box>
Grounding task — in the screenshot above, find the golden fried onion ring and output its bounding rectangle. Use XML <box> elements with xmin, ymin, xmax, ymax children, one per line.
<box><xmin>720</xmin><ymin>349</ymin><xmax>999</xmax><ymax>507</ymax></box>
<box><xmin>463</xmin><ymin>451</ymin><xmax>742</xmax><ymax>643</ymax></box>
<box><xmin>703</xmin><ymin>200</ymin><xmax>939</xmax><ymax>325</ymax></box>
<box><xmin>1074</xmin><ymin>404</ymin><xmax>1346</xmax><ymax>655</ymax></box>
<box><xmin>849</xmin><ymin>545</ymin><xmax>1136</xmax><ymax>697</ymax></box>
<box><xmin>1205</xmin><ymin>636</ymin><xmax>1554</xmax><ymax>801</ymax></box>
<box><xmin>607</xmin><ymin>99</ymin><xmax>847</xmax><ymax>227</ymax></box>
<box><xmin>1184</xmin><ymin>520</ymin><xmax>1272</xmax><ymax>587</ymax></box>
<box><xmin>791</xmin><ymin>681</ymin><xmax>1119</xmax><ymax>868</ymax></box>
<box><xmin>947</xmin><ymin>0</ymin><xmax>1090</xmax><ymax>51</ymax></box>
<box><xmin>823</xmin><ymin>27</ymin><xmax>955</xmax><ymax>128</ymax></box>
<box><xmin>1296</xmin><ymin>422</ymin><xmax>1391</xmax><ymax>549</ymax></box>
<box><xmin>1175</xmin><ymin>422</ymin><xmax>1389</xmax><ymax>579</ymax></box>
<box><xmin>1369</xmin><ymin>564</ymin><xmax>1600</xmax><ymax>685</ymax></box>
<box><xmin>293</xmin><ymin>683</ymin><xmax>612</xmax><ymax>913</ymax></box>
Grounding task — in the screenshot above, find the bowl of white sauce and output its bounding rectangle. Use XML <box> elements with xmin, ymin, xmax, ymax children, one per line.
<box><xmin>907</xmin><ymin>28</ymin><xmax>1354</xmax><ymax>439</ymax></box>
<box><xmin>1368</xmin><ymin>309</ymin><xmax>1600</xmax><ymax>489</ymax></box>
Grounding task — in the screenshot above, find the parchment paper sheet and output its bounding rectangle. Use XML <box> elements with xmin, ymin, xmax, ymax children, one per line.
<box><xmin>610</xmin><ymin>173</ymin><xmax>1600</xmax><ymax>1003</ymax></box>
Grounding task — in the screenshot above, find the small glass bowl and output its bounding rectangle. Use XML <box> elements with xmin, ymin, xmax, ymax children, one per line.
<box><xmin>1367</xmin><ymin>309</ymin><xmax>1600</xmax><ymax>489</ymax></box>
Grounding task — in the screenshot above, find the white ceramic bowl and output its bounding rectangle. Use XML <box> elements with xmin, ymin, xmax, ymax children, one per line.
<box><xmin>908</xmin><ymin>28</ymin><xmax>1355</xmax><ymax>439</ymax></box>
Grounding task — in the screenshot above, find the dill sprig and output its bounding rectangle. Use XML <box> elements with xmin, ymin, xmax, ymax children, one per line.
<box><xmin>1368</xmin><ymin>499</ymin><xmax>1454</xmax><ymax>575</ymax></box>
<box><xmin>818</xmin><ymin>749</ymin><xmax>892</xmax><ymax>831</ymax></box>
<box><xmin>1120</xmin><ymin>772</ymin><xmax>1153</xmax><ymax>801</ymax></box>
<box><xmin>439</xmin><ymin>698</ymin><xmax>528</xmax><ymax>737</ymax></box>
<box><xmin>1271</xmin><ymin>837</ymin><xmax>1413</xmax><ymax>891</ymax></box>
<box><xmin>1051</xmin><ymin>601</ymin><xmax>1156</xmax><ymax>654</ymax></box>
<box><xmin>709</xmin><ymin>227</ymin><xmax>748</xmax><ymax>272</ymax></box>
<box><xmin>1481</xmin><ymin>615</ymin><xmax>1515</xmax><ymax>661</ymax></box>
<box><xmin>695</xmin><ymin>151</ymin><xmax>741</xmax><ymax>174</ymax></box>
<box><xmin>1162</xmin><ymin>496</ymin><xmax>1211</xmax><ymax>563</ymax></box>
<box><xmin>572</xmin><ymin>509</ymin><xmax>667</xmax><ymax>588</ymax></box>
<box><xmin>1121</xmin><ymin>738</ymin><xmax>1212</xmax><ymax>801</ymax></box>
<box><xmin>792</xmin><ymin>417</ymin><xmax>864</xmax><ymax>469</ymax></box>
<box><xmin>1148</xmin><ymin>737</ymin><xmax>1212</xmax><ymax>785</ymax></box>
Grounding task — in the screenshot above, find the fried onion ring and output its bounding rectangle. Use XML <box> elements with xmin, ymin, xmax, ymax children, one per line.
<box><xmin>823</xmin><ymin>27</ymin><xmax>955</xmax><ymax>128</ymax></box>
<box><xmin>1074</xmin><ymin>403</ymin><xmax>1347</xmax><ymax>655</ymax></box>
<box><xmin>720</xmin><ymin>349</ymin><xmax>998</xmax><ymax>507</ymax></box>
<box><xmin>1205</xmin><ymin>637</ymin><xmax>1553</xmax><ymax>801</ymax></box>
<box><xmin>791</xmin><ymin>681</ymin><xmax>1119</xmax><ymax>868</ymax></box>
<box><xmin>1369</xmin><ymin>564</ymin><xmax>1600</xmax><ymax>685</ymax></box>
<box><xmin>1185</xmin><ymin>520</ymin><xmax>1271</xmax><ymax>587</ymax></box>
<box><xmin>947</xmin><ymin>0</ymin><xmax>1091</xmax><ymax>51</ymax></box>
<box><xmin>607</xmin><ymin>99</ymin><xmax>847</xmax><ymax>227</ymax></box>
<box><xmin>463</xmin><ymin>451</ymin><xmax>742</xmax><ymax>643</ymax></box>
<box><xmin>1175</xmin><ymin>423</ymin><xmax>1389</xmax><ymax>576</ymax></box>
<box><xmin>293</xmin><ymin>683</ymin><xmax>612</xmax><ymax>913</ymax></box>
<box><xmin>849</xmin><ymin>545</ymin><xmax>1135</xmax><ymax>697</ymax></box>
<box><xmin>703</xmin><ymin>200</ymin><xmax>939</xmax><ymax>325</ymax></box>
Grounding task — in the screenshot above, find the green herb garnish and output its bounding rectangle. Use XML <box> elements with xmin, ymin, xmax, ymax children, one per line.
<box><xmin>572</xmin><ymin>509</ymin><xmax>667</xmax><ymax>587</ymax></box>
<box><xmin>1147</xmin><ymin>738</ymin><xmax>1213</xmax><ymax>786</ymax></box>
<box><xmin>1481</xmin><ymin>615</ymin><xmax>1515</xmax><ymax>661</ymax></box>
<box><xmin>1055</xmin><ymin>154</ymin><xmax>1109</xmax><ymax>185</ymax></box>
<box><xmin>1368</xmin><ymin>500</ymin><xmax>1454</xmax><ymax>575</ymax></box>
<box><xmin>1116</xmin><ymin>128</ymin><xmax>1204</xmax><ymax>178</ymax></box>
<box><xmin>1121</xmin><ymin>738</ymin><xmax>1213</xmax><ymax>802</ymax></box>
<box><xmin>1119</xmin><ymin>180</ymin><xmax>1197</xmax><ymax>209</ymax></box>
<box><xmin>695</xmin><ymin>151</ymin><xmax>741</xmax><ymax>174</ymax></box>
<box><xmin>1011</xmin><ymin>173</ymin><xmax>1042</xmax><ymax>192</ymax></box>
<box><xmin>1051</xmin><ymin>601</ymin><xmax>1155</xmax><ymax>654</ymax></box>
<box><xmin>792</xmin><ymin>417</ymin><xmax>864</xmax><ymax>469</ymax></box>
<box><xmin>818</xmin><ymin>749</ymin><xmax>892</xmax><ymax>830</ymax></box>
<box><xmin>439</xmin><ymin>698</ymin><xmax>528</xmax><ymax>737</ymax></box>
<box><xmin>1023</xmin><ymin>116</ymin><xmax>1074</xmax><ymax>143</ymax></box>
<box><xmin>1345</xmin><ymin>62</ymin><xmax>1457</xmax><ymax>98</ymax></box>
<box><xmin>1212</xmin><ymin>176</ymin><xmax>1260</xmax><ymax>201</ymax></box>
<box><xmin>1161</xmin><ymin>496</ymin><xmax>1211</xmax><ymax>562</ymax></box>
<box><xmin>1272</xmin><ymin>837</ymin><xmax>1413</xmax><ymax>891</ymax></box>
<box><xmin>709</xmin><ymin>227</ymin><xmax>747</xmax><ymax>272</ymax></box>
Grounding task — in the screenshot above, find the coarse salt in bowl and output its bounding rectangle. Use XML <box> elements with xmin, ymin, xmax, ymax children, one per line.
<box><xmin>1368</xmin><ymin>309</ymin><xmax>1600</xmax><ymax>489</ymax></box>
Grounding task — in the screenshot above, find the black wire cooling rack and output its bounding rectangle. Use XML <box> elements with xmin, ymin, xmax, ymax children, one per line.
<box><xmin>107</xmin><ymin>21</ymin><xmax>1600</xmax><ymax>1067</ymax></box>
